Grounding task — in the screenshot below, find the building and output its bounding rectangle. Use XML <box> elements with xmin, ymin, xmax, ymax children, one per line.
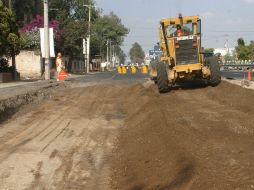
<box><xmin>214</xmin><ymin>48</ymin><xmax>234</xmax><ymax>56</ymax></box>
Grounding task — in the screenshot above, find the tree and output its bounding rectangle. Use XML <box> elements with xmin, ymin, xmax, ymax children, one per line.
<box><xmin>204</xmin><ymin>48</ymin><xmax>214</xmax><ymax>54</ymax></box>
<box><xmin>1</xmin><ymin>0</ymin><xmax>43</xmax><ymax>27</ymax></box>
<box><xmin>235</xmin><ymin>38</ymin><xmax>249</xmax><ymax>62</ymax></box>
<box><xmin>237</xmin><ymin>38</ymin><xmax>245</xmax><ymax>46</ymax></box>
<box><xmin>8</xmin><ymin>0</ymin><xmax>129</xmax><ymax>64</ymax></box>
<box><xmin>93</xmin><ymin>12</ymin><xmax>129</xmax><ymax>59</ymax></box>
<box><xmin>129</xmin><ymin>42</ymin><xmax>145</xmax><ymax>64</ymax></box>
<box><xmin>0</xmin><ymin>3</ymin><xmax>20</xmax><ymax>78</ymax></box>
<box><xmin>115</xmin><ymin>46</ymin><xmax>126</xmax><ymax>64</ymax></box>
<box><xmin>20</xmin><ymin>15</ymin><xmax>62</xmax><ymax>51</ymax></box>
<box><xmin>248</xmin><ymin>41</ymin><xmax>254</xmax><ymax>61</ymax></box>
<box><xmin>44</xmin><ymin>0</ymin><xmax>100</xmax><ymax>58</ymax></box>
<box><xmin>14</xmin><ymin>0</ymin><xmax>43</xmax><ymax>27</ymax></box>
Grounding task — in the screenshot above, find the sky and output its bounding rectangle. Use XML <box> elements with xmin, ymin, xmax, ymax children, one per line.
<box><xmin>95</xmin><ymin>0</ymin><xmax>254</xmax><ymax>54</ymax></box>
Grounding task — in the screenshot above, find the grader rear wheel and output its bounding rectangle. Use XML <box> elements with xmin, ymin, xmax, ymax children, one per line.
<box><xmin>206</xmin><ymin>56</ymin><xmax>221</xmax><ymax>87</ymax></box>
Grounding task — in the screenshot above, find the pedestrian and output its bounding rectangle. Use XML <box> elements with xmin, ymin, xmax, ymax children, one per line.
<box><xmin>55</xmin><ymin>52</ymin><xmax>67</xmax><ymax>81</ymax></box>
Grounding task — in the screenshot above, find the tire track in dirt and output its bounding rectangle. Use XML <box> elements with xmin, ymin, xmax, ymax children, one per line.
<box><xmin>0</xmin><ymin>84</ymin><xmax>125</xmax><ymax>190</ymax></box>
<box><xmin>40</xmin><ymin>121</ymin><xmax>71</xmax><ymax>152</ymax></box>
<box><xmin>0</xmin><ymin>87</ymin><xmax>86</xmax><ymax>153</ymax></box>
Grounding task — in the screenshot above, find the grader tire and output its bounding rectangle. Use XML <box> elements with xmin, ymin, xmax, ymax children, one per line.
<box><xmin>207</xmin><ymin>56</ymin><xmax>221</xmax><ymax>87</ymax></box>
<box><xmin>154</xmin><ymin>78</ymin><xmax>158</xmax><ymax>84</ymax></box>
<box><xmin>157</xmin><ymin>62</ymin><xmax>169</xmax><ymax>93</ymax></box>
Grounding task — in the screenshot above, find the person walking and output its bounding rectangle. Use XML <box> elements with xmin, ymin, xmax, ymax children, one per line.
<box><xmin>55</xmin><ymin>52</ymin><xmax>67</xmax><ymax>81</ymax></box>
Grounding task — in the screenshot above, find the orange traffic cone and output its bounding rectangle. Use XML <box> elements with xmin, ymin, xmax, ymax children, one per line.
<box><xmin>58</xmin><ymin>70</ymin><xmax>68</xmax><ymax>81</ymax></box>
<box><xmin>247</xmin><ymin>70</ymin><xmax>252</xmax><ymax>81</ymax></box>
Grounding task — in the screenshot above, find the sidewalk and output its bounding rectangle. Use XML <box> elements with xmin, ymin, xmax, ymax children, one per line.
<box><xmin>223</xmin><ymin>78</ymin><xmax>254</xmax><ymax>90</ymax></box>
<box><xmin>0</xmin><ymin>74</ymin><xmax>84</xmax><ymax>88</ymax></box>
<box><xmin>0</xmin><ymin>80</ymin><xmax>50</xmax><ymax>89</ymax></box>
<box><xmin>0</xmin><ymin>80</ymin><xmax>58</xmax><ymax>101</ymax></box>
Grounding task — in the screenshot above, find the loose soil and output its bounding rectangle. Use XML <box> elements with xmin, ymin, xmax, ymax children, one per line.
<box><xmin>0</xmin><ymin>83</ymin><xmax>124</xmax><ymax>190</ymax></box>
<box><xmin>0</xmin><ymin>80</ymin><xmax>254</xmax><ymax>190</ymax></box>
<box><xmin>111</xmin><ymin>81</ymin><xmax>254</xmax><ymax>190</ymax></box>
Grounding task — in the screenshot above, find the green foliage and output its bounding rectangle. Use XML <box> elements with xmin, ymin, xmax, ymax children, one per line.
<box><xmin>115</xmin><ymin>46</ymin><xmax>126</xmax><ymax>64</ymax></box>
<box><xmin>20</xmin><ymin>29</ymin><xmax>40</xmax><ymax>50</ymax></box>
<box><xmin>62</xmin><ymin>20</ymin><xmax>88</xmax><ymax>56</ymax></box>
<box><xmin>7</xmin><ymin>0</ymin><xmax>128</xmax><ymax>61</ymax></box>
<box><xmin>204</xmin><ymin>48</ymin><xmax>214</xmax><ymax>54</ymax></box>
<box><xmin>93</xmin><ymin>12</ymin><xmax>129</xmax><ymax>59</ymax></box>
<box><xmin>237</xmin><ymin>38</ymin><xmax>245</xmax><ymax>46</ymax></box>
<box><xmin>129</xmin><ymin>42</ymin><xmax>145</xmax><ymax>64</ymax></box>
<box><xmin>248</xmin><ymin>41</ymin><xmax>254</xmax><ymax>61</ymax></box>
<box><xmin>0</xmin><ymin>4</ymin><xmax>20</xmax><ymax>58</ymax></box>
<box><xmin>0</xmin><ymin>58</ymin><xmax>13</xmax><ymax>72</ymax></box>
<box><xmin>46</xmin><ymin>0</ymin><xmax>99</xmax><ymax>57</ymax></box>
<box><xmin>13</xmin><ymin>0</ymin><xmax>43</xmax><ymax>27</ymax></box>
<box><xmin>50</xmin><ymin>2</ymin><xmax>129</xmax><ymax>59</ymax></box>
<box><xmin>235</xmin><ymin>38</ymin><xmax>252</xmax><ymax>61</ymax></box>
<box><xmin>93</xmin><ymin>12</ymin><xmax>129</xmax><ymax>45</ymax></box>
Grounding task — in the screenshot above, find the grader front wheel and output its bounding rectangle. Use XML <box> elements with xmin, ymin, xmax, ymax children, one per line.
<box><xmin>156</xmin><ymin>62</ymin><xmax>169</xmax><ymax>93</ymax></box>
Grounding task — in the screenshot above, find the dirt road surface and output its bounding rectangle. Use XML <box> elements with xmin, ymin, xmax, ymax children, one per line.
<box><xmin>111</xmin><ymin>81</ymin><xmax>254</xmax><ymax>190</ymax></box>
<box><xmin>0</xmin><ymin>77</ymin><xmax>254</xmax><ymax>190</ymax></box>
<box><xmin>0</xmin><ymin>83</ymin><xmax>125</xmax><ymax>190</ymax></box>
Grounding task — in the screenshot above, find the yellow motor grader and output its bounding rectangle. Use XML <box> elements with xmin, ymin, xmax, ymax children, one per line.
<box><xmin>153</xmin><ymin>14</ymin><xmax>221</xmax><ymax>93</ymax></box>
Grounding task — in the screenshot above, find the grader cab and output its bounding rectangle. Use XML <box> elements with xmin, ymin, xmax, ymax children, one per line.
<box><xmin>154</xmin><ymin>14</ymin><xmax>221</xmax><ymax>93</ymax></box>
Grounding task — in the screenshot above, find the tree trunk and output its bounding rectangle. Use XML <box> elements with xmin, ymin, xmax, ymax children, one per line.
<box><xmin>34</xmin><ymin>0</ymin><xmax>38</xmax><ymax>17</ymax></box>
<box><xmin>12</xmin><ymin>53</ymin><xmax>17</xmax><ymax>80</ymax></box>
<box><xmin>8</xmin><ymin>0</ymin><xmax>11</xmax><ymax>9</ymax></box>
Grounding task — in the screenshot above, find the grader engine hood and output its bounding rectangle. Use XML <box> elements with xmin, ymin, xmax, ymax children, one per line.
<box><xmin>174</xmin><ymin>35</ymin><xmax>199</xmax><ymax>65</ymax></box>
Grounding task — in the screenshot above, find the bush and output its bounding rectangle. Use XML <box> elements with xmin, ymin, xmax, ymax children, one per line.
<box><xmin>19</xmin><ymin>15</ymin><xmax>63</xmax><ymax>51</ymax></box>
<box><xmin>20</xmin><ymin>28</ymin><xmax>40</xmax><ymax>50</ymax></box>
<box><xmin>0</xmin><ymin>58</ymin><xmax>13</xmax><ymax>72</ymax></box>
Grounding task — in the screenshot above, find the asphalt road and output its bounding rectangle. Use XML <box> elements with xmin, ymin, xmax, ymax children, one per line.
<box><xmin>221</xmin><ymin>70</ymin><xmax>253</xmax><ymax>80</ymax></box>
<box><xmin>72</xmin><ymin>70</ymin><xmax>150</xmax><ymax>83</ymax></box>
<box><xmin>83</xmin><ymin>69</ymin><xmax>252</xmax><ymax>83</ymax></box>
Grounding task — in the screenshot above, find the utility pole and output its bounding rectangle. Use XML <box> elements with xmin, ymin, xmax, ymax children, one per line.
<box><xmin>106</xmin><ymin>39</ymin><xmax>110</xmax><ymax>70</ymax></box>
<box><xmin>112</xmin><ymin>45</ymin><xmax>115</xmax><ymax>68</ymax></box>
<box><xmin>83</xmin><ymin>4</ymin><xmax>91</xmax><ymax>73</ymax></box>
<box><xmin>8</xmin><ymin>0</ymin><xmax>12</xmax><ymax>9</ymax></box>
<box><xmin>109</xmin><ymin>40</ymin><xmax>112</xmax><ymax>68</ymax></box>
<box><xmin>44</xmin><ymin>0</ymin><xmax>50</xmax><ymax>80</ymax></box>
<box><xmin>106</xmin><ymin>39</ymin><xmax>109</xmax><ymax>63</ymax></box>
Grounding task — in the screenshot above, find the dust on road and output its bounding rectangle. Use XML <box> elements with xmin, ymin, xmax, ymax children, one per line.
<box><xmin>0</xmin><ymin>80</ymin><xmax>254</xmax><ymax>190</ymax></box>
<box><xmin>0</xmin><ymin>84</ymin><xmax>125</xmax><ymax>190</ymax></box>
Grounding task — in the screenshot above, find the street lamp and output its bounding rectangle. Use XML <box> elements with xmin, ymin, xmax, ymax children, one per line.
<box><xmin>83</xmin><ymin>4</ymin><xmax>91</xmax><ymax>73</ymax></box>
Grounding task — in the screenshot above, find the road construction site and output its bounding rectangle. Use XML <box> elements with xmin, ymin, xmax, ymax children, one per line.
<box><xmin>0</xmin><ymin>72</ymin><xmax>254</xmax><ymax>190</ymax></box>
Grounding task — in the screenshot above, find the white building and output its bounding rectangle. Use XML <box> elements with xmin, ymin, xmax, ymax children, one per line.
<box><xmin>214</xmin><ymin>48</ymin><xmax>234</xmax><ymax>56</ymax></box>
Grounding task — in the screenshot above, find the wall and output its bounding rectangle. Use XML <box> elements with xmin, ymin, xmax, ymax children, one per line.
<box><xmin>8</xmin><ymin>51</ymin><xmax>92</xmax><ymax>79</ymax></box>
<box><xmin>10</xmin><ymin>51</ymin><xmax>42</xmax><ymax>79</ymax></box>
